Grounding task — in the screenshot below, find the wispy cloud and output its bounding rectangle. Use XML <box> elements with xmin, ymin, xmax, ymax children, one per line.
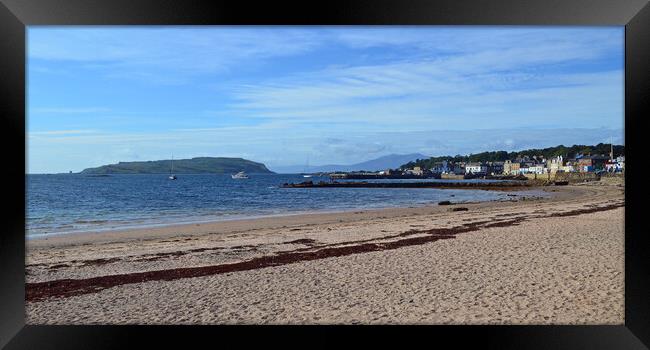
<box><xmin>226</xmin><ymin>62</ymin><xmax>622</xmax><ymax>130</ymax></box>
<box><xmin>333</xmin><ymin>27</ymin><xmax>621</xmax><ymax>52</ymax></box>
<box><xmin>28</xmin><ymin>129</ymin><xmax>98</xmax><ymax>136</ymax></box>
<box><xmin>27</xmin><ymin>27</ymin><xmax>624</xmax><ymax>173</ymax></box>
<box><xmin>30</xmin><ymin>107</ymin><xmax>110</xmax><ymax>114</ymax></box>
<box><xmin>28</xmin><ymin>27</ymin><xmax>622</xmax><ymax>86</ymax></box>
<box><xmin>28</xmin><ymin>27</ymin><xmax>324</xmax><ymax>84</ymax></box>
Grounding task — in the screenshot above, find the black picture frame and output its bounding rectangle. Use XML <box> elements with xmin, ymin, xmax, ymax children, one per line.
<box><xmin>1</xmin><ymin>0</ymin><xmax>648</xmax><ymax>348</ymax></box>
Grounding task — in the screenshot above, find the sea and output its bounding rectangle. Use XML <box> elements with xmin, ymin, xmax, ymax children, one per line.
<box><xmin>26</xmin><ymin>174</ymin><xmax>544</xmax><ymax>237</ymax></box>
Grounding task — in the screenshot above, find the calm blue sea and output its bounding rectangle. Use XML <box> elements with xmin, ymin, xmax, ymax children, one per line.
<box><xmin>26</xmin><ymin>174</ymin><xmax>538</xmax><ymax>237</ymax></box>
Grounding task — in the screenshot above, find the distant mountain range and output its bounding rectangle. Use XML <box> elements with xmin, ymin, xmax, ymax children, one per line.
<box><xmin>80</xmin><ymin>157</ymin><xmax>274</xmax><ymax>174</ymax></box>
<box><xmin>270</xmin><ymin>153</ymin><xmax>429</xmax><ymax>173</ymax></box>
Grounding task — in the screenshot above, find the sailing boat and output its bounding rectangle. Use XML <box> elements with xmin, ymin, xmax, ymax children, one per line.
<box><xmin>303</xmin><ymin>158</ymin><xmax>312</xmax><ymax>178</ymax></box>
<box><xmin>231</xmin><ymin>170</ymin><xmax>249</xmax><ymax>179</ymax></box>
<box><xmin>169</xmin><ymin>155</ymin><xmax>177</xmax><ymax>180</ymax></box>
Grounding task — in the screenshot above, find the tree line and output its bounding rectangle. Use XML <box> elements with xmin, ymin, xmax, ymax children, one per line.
<box><xmin>400</xmin><ymin>143</ymin><xmax>625</xmax><ymax>170</ymax></box>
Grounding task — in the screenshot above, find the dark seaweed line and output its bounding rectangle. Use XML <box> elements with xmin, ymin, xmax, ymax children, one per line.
<box><xmin>25</xmin><ymin>202</ymin><xmax>623</xmax><ymax>303</ymax></box>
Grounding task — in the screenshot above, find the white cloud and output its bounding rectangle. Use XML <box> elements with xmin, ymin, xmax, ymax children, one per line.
<box><xmin>30</xmin><ymin>107</ymin><xmax>110</xmax><ymax>114</ymax></box>
<box><xmin>225</xmin><ymin>58</ymin><xmax>622</xmax><ymax>130</ymax></box>
<box><xmin>28</xmin><ymin>27</ymin><xmax>323</xmax><ymax>83</ymax></box>
<box><xmin>29</xmin><ymin>27</ymin><xmax>622</xmax><ymax>84</ymax></box>
<box><xmin>334</xmin><ymin>27</ymin><xmax>621</xmax><ymax>54</ymax></box>
<box><xmin>28</xmin><ymin>129</ymin><xmax>98</xmax><ymax>136</ymax></box>
<box><xmin>26</xmin><ymin>27</ymin><xmax>624</xmax><ymax>173</ymax></box>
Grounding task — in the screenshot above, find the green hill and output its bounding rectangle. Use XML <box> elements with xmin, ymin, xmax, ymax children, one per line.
<box><xmin>401</xmin><ymin>143</ymin><xmax>624</xmax><ymax>169</ymax></box>
<box><xmin>80</xmin><ymin>157</ymin><xmax>274</xmax><ymax>174</ymax></box>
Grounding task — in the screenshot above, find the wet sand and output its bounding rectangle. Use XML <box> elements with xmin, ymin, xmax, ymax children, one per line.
<box><xmin>25</xmin><ymin>180</ymin><xmax>625</xmax><ymax>324</ymax></box>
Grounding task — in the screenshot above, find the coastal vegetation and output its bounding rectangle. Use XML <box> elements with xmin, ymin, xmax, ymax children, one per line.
<box><xmin>79</xmin><ymin>157</ymin><xmax>274</xmax><ymax>174</ymax></box>
<box><xmin>401</xmin><ymin>143</ymin><xmax>625</xmax><ymax>170</ymax></box>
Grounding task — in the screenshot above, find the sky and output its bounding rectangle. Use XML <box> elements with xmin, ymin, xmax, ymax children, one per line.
<box><xmin>27</xmin><ymin>26</ymin><xmax>624</xmax><ymax>173</ymax></box>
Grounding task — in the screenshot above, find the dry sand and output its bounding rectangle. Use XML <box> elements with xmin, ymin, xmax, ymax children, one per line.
<box><xmin>25</xmin><ymin>180</ymin><xmax>625</xmax><ymax>324</ymax></box>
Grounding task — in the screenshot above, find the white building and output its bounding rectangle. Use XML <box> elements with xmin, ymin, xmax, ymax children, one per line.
<box><xmin>528</xmin><ymin>165</ymin><xmax>546</xmax><ymax>174</ymax></box>
<box><xmin>465</xmin><ymin>163</ymin><xmax>487</xmax><ymax>175</ymax></box>
<box><xmin>605</xmin><ymin>159</ymin><xmax>624</xmax><ymax>172</ymax></box>
<box><xmin>519</xmin><ymin>165</ymin><xmax>546</xmax><ymax>174</ymax></box>
<box><xmin>616</xmin><ymin>156</ymin><xmax>625</xmax><ymax>171</ymax></box>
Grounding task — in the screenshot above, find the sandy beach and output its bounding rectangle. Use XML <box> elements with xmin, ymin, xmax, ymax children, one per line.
<box><xmin>25</xmin><ymin>179</ymin><xmax>625</xmax><ymax>324</ymax></box>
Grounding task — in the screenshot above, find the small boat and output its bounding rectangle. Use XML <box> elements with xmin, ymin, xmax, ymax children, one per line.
<box><xmin>169</xmin><ymin>155</ymin><xmax>177</xmax><ymax>180</ymax></box>
<box><xmin>302</xmin><ymin>158</ymin><xmax>312</xmax><ymax>177</ymax></box>
<box><xmin>231</xmin><ymin>171</ymin><xmax>249</xmax><ymax>179</ymax></box>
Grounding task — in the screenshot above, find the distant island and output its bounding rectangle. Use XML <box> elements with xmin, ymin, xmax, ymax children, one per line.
<box><xmin>80</xmin><ymin>157</ymin><xmax>274</xmax><ymax>174</ymax></box>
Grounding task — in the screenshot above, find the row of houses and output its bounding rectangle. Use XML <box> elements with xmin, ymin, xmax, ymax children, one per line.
<box><xmin>413</xmin><ymin>154</ymin><xmax>625</xmax><ymax>176</ymax></box>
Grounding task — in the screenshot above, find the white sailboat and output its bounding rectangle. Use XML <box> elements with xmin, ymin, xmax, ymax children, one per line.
<box><xmin>231</xmin><ymin>171</ymin><xmax>249</xmax><ymax>179</ymax></box>
<box><xmin>303</xmin><ymin>158</ymin><xmax>312</xmax><ymax>178</ymax></box>
<box><xmin>169</xmin><ymin>155</ymin><xmax>177</xmax><ymax>180</ymax></box>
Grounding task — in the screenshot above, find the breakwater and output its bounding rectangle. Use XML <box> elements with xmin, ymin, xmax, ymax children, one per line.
<box><xmin>330</xmin><ymin>173</ymin><xmax>441</xmax><ymax>180</ymax></box>
<box><xmin>554</xmin><ymin>172</ymin><xmax>600</xmax><ymax>183</ymax></box>
<box><xmin>281</xmin><ymin>180</ymin><xmax>536</xmax><ymax>191</ymax></box>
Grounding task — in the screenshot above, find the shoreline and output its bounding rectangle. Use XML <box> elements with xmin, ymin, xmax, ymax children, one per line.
<box><xmin>281</xmin><ymin>180</ymin><xmax>538</xmax><ymax>191</ymax></box>
<box><xmin>26</xmin><ymin>181</ymin><xmax>625</xmax><ymax>324</ymax></box>
<box><xmin>27</xmin><ymin>188</ymin><xmax>553</xmax><ymax>247</ymax></box>
<box><xmin>26</xmin><ymin>201</ymin><xmax>624</xmax><ymax>303</ymax></box>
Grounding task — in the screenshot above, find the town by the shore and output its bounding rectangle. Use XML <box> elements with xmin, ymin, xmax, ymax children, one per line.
<box><xmin>25</xmin><ymin>177</ymin><xmax>624</xmax><ymax>325</ymax></box>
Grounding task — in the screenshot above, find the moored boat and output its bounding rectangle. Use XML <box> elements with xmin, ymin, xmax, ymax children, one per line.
<box><xmin>231</xmin><ymin>171</ymin><xmax>249</xmax><ymax>179</ymax></box>
<box><xmin>169</xmin><ymin>155</ymin><xmax>177</xmax><ymax>180</ymax></box>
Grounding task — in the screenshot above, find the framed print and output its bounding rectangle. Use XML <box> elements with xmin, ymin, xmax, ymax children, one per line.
<box><xmin>1</xmin><ymin>0</ymin><xmax>649</xmax><ymax>349</ymax></box>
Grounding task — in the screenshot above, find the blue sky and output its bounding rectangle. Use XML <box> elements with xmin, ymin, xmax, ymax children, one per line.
<box><xmin>27</xmin><ymin>26</ymin><xmax>624</xmax><ymax>173</ymax></box>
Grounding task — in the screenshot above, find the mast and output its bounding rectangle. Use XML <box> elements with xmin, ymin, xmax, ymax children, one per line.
<box><xmin>171</xmin><ymin>154</ymin><xmax>174</xmax><ymax>174</ymax></box>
